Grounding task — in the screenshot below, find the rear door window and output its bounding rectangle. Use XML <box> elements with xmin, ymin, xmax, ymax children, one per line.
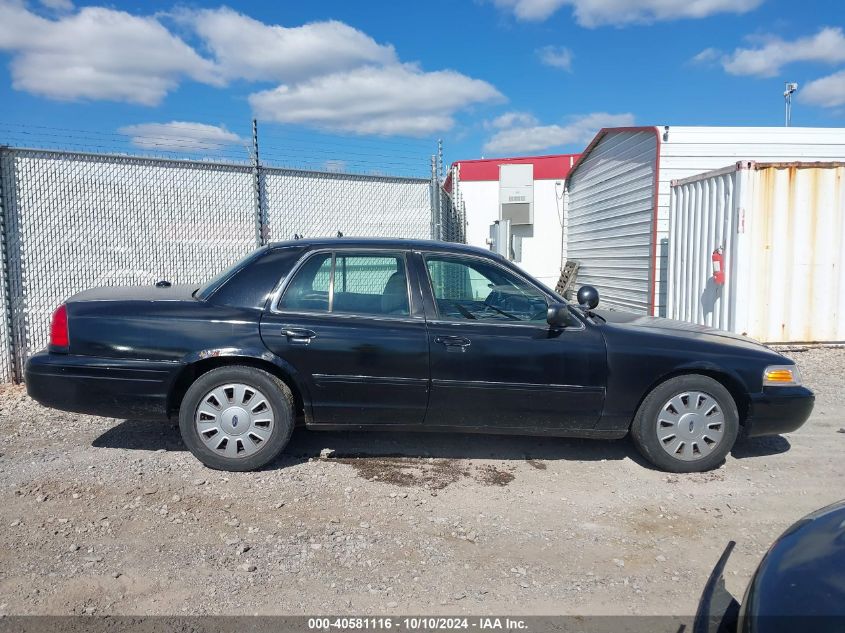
<box><xmin>278</xmin><ymin>251</ymin><xmax>409</xmax><ymax>317</ymax></box>
<box><xmin>333</xmin><ymin>254</ymin><xmax>409</xmax><ymax>316</ymax></box>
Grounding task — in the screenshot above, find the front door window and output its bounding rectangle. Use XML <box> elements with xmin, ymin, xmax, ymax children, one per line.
<box><xmin>425</xmin><ymin>255</ymin><xmax>554</xmax><ymax>323</ymax></box>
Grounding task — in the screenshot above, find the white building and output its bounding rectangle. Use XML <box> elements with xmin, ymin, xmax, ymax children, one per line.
<box><xmin>564</xmin><ymin>126</ymin><xmax>845</xmax><ymax>316</ymax></box>
<box><xmin>444</xmin><ymin>154</ymin><xmax>579</xmax><ymax>288</ymax></box>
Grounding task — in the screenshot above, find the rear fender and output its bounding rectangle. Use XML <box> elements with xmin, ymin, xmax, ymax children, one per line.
<box><xmin>173</xmin><ymin>347</ymin><xmax>313</xmax><ymax>422</ymax></box>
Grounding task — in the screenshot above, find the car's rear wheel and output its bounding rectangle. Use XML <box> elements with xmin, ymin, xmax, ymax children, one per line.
<box><xmin>178</xmin><ymin>366</ymin><xmax>294</xmax><ymax>472</ymax></box>
<box><xmin>630</xmin><ymin>374</ymin><xmax>739</xmax><ymax>473</ymax></box>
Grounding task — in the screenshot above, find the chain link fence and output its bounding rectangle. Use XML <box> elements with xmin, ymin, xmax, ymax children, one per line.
<box><xmin>263</xmin><ymin>168</ymin><xmax>432</xmax><ymax>240</ymax></box>
<box><xmin>429</xmin><ymin>162</ymin><xmax>466</xmax><ymax>245</ymax></box>
<box><xmin>441</xmin><ymin>164</ymin><xmax>466</xmax><ymax>243</ymax></box>
<box><xmin>0</xmin><ymin>146</ymin><xmax>461</xmax><ymax>382</ymax></box>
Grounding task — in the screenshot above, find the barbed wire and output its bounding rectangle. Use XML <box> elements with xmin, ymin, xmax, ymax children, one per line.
<box><xmin>0</xmin><ymin>121</ymin><xmax>439</xmax><ymax>178</ymax></box>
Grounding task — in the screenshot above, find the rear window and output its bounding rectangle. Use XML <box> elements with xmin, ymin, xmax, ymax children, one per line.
<box><xmin>196</xmin><ymin>249</ymin><xmax>265</xmax><ymax>301</ymax></box>
<box><xmin>200</xmin><ymin>246</ymin><xmax>306</xmax><ymax>309</ymax></box>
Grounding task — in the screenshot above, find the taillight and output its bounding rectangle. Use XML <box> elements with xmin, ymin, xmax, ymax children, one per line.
<box><xmin>50</xmin><ymin>304</ymin><xmax>69</xmax><ymax>348</ymax></box>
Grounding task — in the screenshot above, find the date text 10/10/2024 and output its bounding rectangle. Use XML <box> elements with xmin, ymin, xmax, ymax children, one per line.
<box><xmin>307</xmin><ymin>618</ymin><xmax>528</xmax><ymax>630</ymax></box>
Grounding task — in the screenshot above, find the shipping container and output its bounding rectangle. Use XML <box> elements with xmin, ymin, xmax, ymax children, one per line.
<box><xmin>564</xmin><ymin>126</ymin><xmax>845</xmax><ymax>316</ymax></box>
<box><xmin>668</xmin><ymin>161</ymin><xmax>845</xmax><ymax>344</ymax></box>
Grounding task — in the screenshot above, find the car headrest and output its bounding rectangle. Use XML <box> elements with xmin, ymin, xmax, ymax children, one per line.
<box><xmin>381</xmin><ymin>272</ymin><xmax>408</xmax><ymax>315</ymax></box>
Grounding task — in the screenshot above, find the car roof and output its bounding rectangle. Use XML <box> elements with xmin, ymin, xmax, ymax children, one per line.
<box><xmin>268</xmin><ymin>237</ymin><xmax>496</xmax><ymax>257</ymax></box>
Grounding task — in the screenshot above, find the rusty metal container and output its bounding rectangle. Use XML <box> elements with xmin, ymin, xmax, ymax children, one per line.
<box><xmin>668</xmin><ymin>161</ymin><xmax>845</xmax><ymax>344</ymax></box>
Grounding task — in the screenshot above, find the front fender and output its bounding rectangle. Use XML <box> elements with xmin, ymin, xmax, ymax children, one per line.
<box><xmin>667</xmin><ymin>359</ymin><xmax>751</xmax><ymax>394</ymax></box>
<box><xmin>599</xmin><ymin>332</ymin><xmax>759</xmax><ymax>432</ymax></box>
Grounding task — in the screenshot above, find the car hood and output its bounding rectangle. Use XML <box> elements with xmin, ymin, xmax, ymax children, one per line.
<box><xmin>594</xmin><ymin>309</ymin><xmax>770</xmax><ymax>351</ymax></box>
<box><xmin>67</xmin><ymin>283</ymin><xmax>198</xmax><ymax>303</ymax></box>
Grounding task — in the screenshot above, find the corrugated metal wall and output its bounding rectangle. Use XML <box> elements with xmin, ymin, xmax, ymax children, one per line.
<box><xmin>668</xmin><ymin>162</ymin><xmax>845</xmax><ymax>344</ymax></box>
<box><xmin>742</xmin><ymin>163</ymin><xmax>845</xmax><ymax>343</ymax></box>
<box><xmin>667</xmin><ymin>165</ymin><xmax>739</xmax><ymax>331</ymax></box>
<box><xmin>565</xmin><ymin>129</ymin><xmax>657</xmax><ymax>313</ymax></box>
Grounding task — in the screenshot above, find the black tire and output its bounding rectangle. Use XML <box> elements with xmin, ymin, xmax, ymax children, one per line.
<box><xmin>630</xmin><ymin>374</ymin><xmax>739</xmax><ymax>473</ymax></box>
<box><xmin>178</xmin><ymin>366</ymin><xmax>295</xmax><ymax>472</ymax></box>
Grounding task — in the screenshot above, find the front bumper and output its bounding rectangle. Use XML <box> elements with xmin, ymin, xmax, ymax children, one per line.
<box><xmin>25</xmin><ymin>351</ymin><xmax>178</xmax><ymax>421</ymax></box>
<box><xmin>746</xmin><ymin>386</ymin><xmax>814</xmax><ymax>437</ymax></box>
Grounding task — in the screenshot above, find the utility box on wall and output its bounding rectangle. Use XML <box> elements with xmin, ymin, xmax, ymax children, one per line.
<box><xmin>499</xmin><ymin>164</ymin><xmax>533</xmax><ymax>226</ymax></box>
<box><xmin>488</xmin><ymin>219</ymin><xmax>512</xmax><ymax>258</ymax></box>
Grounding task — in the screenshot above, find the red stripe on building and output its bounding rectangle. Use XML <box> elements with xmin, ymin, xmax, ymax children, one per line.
<box><xmin>443</xmin><ymin>153</ymin><xmax>580</xmax><ymax>192</ymax></box>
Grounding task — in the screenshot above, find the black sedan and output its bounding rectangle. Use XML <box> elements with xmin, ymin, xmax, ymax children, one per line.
<box><xmin>25</xmin><ymin>238</ymin><xmax>814</xmax><ymax>472</ymax></box>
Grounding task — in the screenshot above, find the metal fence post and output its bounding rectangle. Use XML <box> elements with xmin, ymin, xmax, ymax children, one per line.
<box><xmin>430</xmin><ymin>155</ymin><xmax>439</xmax><ymax>240</ymax></box>
<box><xmin>437</xmin><ymin>139</ymin><xmax>444</xmax><ymax>182</ymax></box>
<box><xmin>0</xmin><ymin>147</ymin><xmax>19</xmax><ymax>382</ymax></box>
<box><xmin>437</xmin><ymin>140</ymin><xmax>444</xmax><ymax>241</ymax></box>
<box><xmin>456</xmin><ymin>165</ymin><xmax>466</xmax><ymax>244</ymax></box>
<box><xmin>459</xmin><ymin>166</ymin><xmax>467</xmax><ymax>243</ymax></box>
<box><xmin>251</xmin><ymin>118</ymin><xmax>265</xmax><ymax>247</ymax></box>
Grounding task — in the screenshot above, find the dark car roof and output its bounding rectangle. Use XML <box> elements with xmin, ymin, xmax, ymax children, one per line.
<box><xmin>268</xmin><ymin>237</ymin><xmax>496</xmax><ymax>257</ymax></box>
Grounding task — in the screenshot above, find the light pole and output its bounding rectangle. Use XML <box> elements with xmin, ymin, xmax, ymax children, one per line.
<box><xmin>784</xmin><ymin>82</ymin><xmax>798</xmax><ymax>127</ymax></box>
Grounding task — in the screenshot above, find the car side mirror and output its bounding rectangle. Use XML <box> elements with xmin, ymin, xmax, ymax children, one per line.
<box><xmin>546</xmin><ymin>302</ymin><xmax>570</xmax><ymax>328</ymax></box>
<box><xmin>576</xmin><ymin>285</ymin><xmax>599</xmax><ymax>310</ymax></box>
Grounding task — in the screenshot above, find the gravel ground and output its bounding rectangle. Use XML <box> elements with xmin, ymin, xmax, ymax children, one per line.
<box><xmin>0</xmin><ymin>348</ymin><xmax>843</xmax><ymax>616</ymax></box>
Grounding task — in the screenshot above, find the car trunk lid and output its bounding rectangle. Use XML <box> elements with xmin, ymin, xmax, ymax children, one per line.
<box><xmin>66</xmin><ymin>283</ymin><xmax>199</xmax><ymax>304</ymax></box>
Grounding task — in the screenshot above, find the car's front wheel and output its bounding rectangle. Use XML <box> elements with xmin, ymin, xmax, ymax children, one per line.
<box><xmin>178</xmin><ymin>365</ymin><xmax>295</xmax><ymax>472</ymax></box>
<box><xmin>630</xmin><ymin>374</ymin><xmax>739</xmax><ymax>473</ymax></box>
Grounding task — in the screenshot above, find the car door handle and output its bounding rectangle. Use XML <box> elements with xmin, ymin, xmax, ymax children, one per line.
<box><xmin>434</xmin><ymin>335</ymin><xmax>471</xmax><ymax>352</ymax></box>
<box><xmin>282</xmin><ymin>328</ymin><xmax>317</xmax><ymax>344</ymax></box>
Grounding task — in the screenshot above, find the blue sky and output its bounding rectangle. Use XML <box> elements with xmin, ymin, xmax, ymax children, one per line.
<box><xmin>1</xmin><ymin>0</ymin><xmax>844</xmax><ymax>176</ymax></box>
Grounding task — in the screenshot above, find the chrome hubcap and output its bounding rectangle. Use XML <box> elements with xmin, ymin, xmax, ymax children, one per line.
<box><xmin>194</xmin><ymin>383</ymin><xmax>274</xmax><ymax>459</ymax></box>
<box><xmin>656</xmin><ymin>391</ymin><xmax>725</xmax><ymax>461</ymax></box>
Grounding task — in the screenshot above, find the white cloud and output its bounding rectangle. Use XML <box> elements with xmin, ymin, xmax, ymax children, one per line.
<box><xmin>486</xmin><ymin>112</ymin><xmax>539</xmax><ymax>129</ymax></box>
<box><xmin>493</xmin><ymin>0</ymin><xmax>569</xmax><ymax>21</ymax></box>
<box><xmin>493</xmin><ymin>0</ymin><xmax>762</xmax><ymax>26</ymax></box>
<box><xmin>800</xmin><ymin>70</ymin><xmax>845</xmax><ymax>108</ymax></box>
<box><xmin>181</xmin><ymin>7</ymin><xmax>398</xmax><ymax>83</ymax></box>
<box><xmin>118</xmin><ymin>121</ymin><xmax>242</xmax><ymax>151</ymax></box>
<box><xmin>721</xmin><ymin>27</ymin><xmax>845</xmax><ymax>77</ymax></box>
<box><xmin>0</xmin><ymin>3</ymin><xmax>500</xmax><ymax>137</ymax></box>
<box><xmin>537</xmin><ymin>45</ymin><xmax>573</xmax><ymax>71</ymax></box>
<box><xmin>691</xmin><ymin>47</ymin><xmax>721</xmax><ymax>65</ymax></box>
<box><xmin>0</xmin><ymin>1</ymin><xmax>219</xmax><ymax>105</ymax></box>
<box><xmin>249</xmin><ymin>64</ymin><xmax>503</xmax><ymax>136</ymax></box>
<box><xmin>483</xmin><ymin>112</ymin><xmax>634</xmax><ymax>154</ymax></box>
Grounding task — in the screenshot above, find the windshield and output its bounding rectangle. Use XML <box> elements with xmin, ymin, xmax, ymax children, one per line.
<box><xmin>195</xmin><ymin>248</ymin><xmax>266</xmax><ymax>301</ymax></box>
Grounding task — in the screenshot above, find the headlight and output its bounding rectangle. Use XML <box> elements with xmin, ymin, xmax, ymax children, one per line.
<box><xmin>763</xmin><ymin>365</ymin><xmax>802</xmax><ymax>386</ymax></box>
